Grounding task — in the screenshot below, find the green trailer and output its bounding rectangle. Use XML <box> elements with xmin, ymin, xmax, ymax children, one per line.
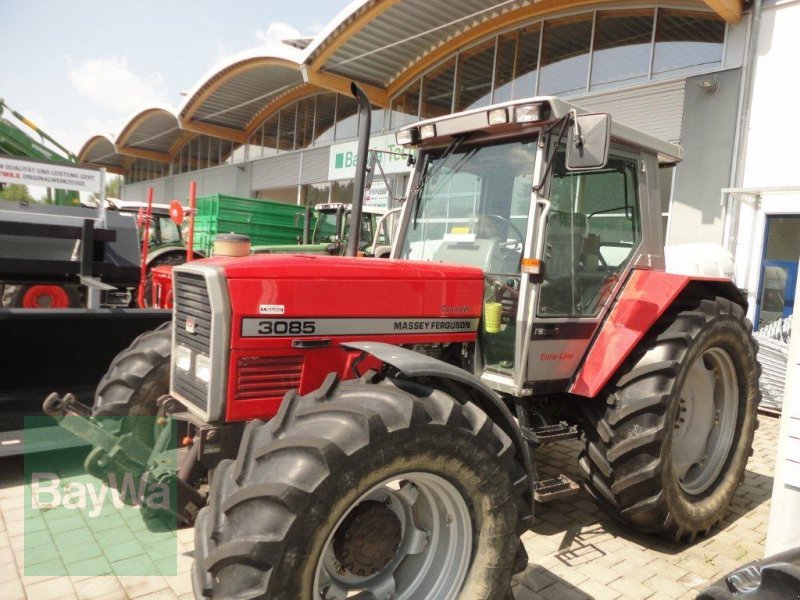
<box><xmin>192</xmin><ymin>193</ymin><xmax>307</xmax><ymax>256</ymax></box>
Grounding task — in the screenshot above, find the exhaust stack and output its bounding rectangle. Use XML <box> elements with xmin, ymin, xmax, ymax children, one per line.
<box><xmin>345</xmin><ymin>83</ymin><xmax>371</xmax><ymax>257</ymax></box>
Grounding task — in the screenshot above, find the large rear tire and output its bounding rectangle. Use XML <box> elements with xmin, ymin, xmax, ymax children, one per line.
<box><xmin>193</xmin><ymin>375</ymin><xmax>523</xmax><ymax>599</ymax></box>
<box><xmin>92</xmin><ymin>321</ymin><xmax>172</xmax><ymax>447</ymax></box>
<box><xmin>579</xmin><ymin>296</ymin><xmax>760</xmax><ymax>541</ymax></box>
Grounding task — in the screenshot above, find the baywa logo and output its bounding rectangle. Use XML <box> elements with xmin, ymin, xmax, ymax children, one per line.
<box><xmin>31</xmin><ymin>472</ymin><xmax>170</xmax><ymax>517</ymax></box>
<box><xmin>335</xmin><ymin>150</ymin><xmax>358</xmax><ymax>170</ymax></box>
<box><xmin>24</xmin><ymin>417</ymin><xmax>177</xmax><ymax>577</ymax></box>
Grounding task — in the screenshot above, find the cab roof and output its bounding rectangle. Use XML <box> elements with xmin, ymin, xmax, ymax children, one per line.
<box><xmin>400</xmin><ymin>96</ymin><xmax>683</xmax><ymax>165</ymax></box>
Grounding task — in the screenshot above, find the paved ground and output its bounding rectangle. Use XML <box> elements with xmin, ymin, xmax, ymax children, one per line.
<box><xmin>0</xmin><ymin>415</ymin><xmax>779</xmax><ymax>600</ymax></box>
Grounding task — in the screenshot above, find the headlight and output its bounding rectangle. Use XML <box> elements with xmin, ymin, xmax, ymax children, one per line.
<box><xmin>395</xmin><ymin>128</ymin><xmax>419</xmax><ymax>146</ymax></box>
<box><xmin>176</xmin><ymin>345</ymin><xmax>192</xmax><ymax>372</ymax></box>
<box><xmin>514</xmin><ymin>103</ymin><xmax>543</xmax><ymax>123</ymax></box>
<box><xmin>488</xmin><ymin>108</ymin><xmax>508</xmax><ymax>125</ymax></box>
<box><xmin>419</xmin><ymin>124</ymin><xmax>436</xmax><ymax>139</ymax></box>
<box><xmin>195</xmin><ymin>354</ymin><xmax>211</xmax><ymax>383</ymax></box>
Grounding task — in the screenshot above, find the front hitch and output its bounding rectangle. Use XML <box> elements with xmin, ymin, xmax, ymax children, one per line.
<box><xmin>43</xmin><ymin>392</ymin><xmax>204</xmax><ymax>525</ymax></box>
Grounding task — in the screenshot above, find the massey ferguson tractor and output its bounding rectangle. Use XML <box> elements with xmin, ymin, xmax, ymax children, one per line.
<box><xmin>45</xmin><ymin>85</ymin><xmax>759</xmax><ymax>599</ymax></box>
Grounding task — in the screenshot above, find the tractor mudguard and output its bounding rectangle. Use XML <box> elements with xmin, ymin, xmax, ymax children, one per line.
<box><xmin>342</xmin><ymin>341</ymin><xmax>536</xmax><ymax>513</ymax></box>
<box><xmin>570</xmin><ymin>269</ymin><xmax>745</xmax><ymax>398</ymax></box>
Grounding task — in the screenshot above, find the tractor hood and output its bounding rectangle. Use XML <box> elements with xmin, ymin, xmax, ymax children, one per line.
<box><xmin>212</xmin><ymin>254</ymin><xmax>486</xmax><ymax>323</ymax></box>
<box><xmin>171</xmin><ymin>254</ymin><xmax>486</xmax><ymax>423</ymax></box>
<box><xmin>206</xmin><ymin>253</ymin><xmax>483</xmax><ymax>283</ymax></box>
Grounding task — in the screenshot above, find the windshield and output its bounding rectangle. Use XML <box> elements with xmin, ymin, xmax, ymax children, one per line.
<box><xmin>312</xmin><ymin>210</ymin><xmax>379</xmax><ymax>247</ymax></box>
<box><xmin>400</xmin><ymin>137</ymin><xmax>537</xmax><ymax>274</ymax></box>
<box><xmin>312</xmin><ymin>210</ymin><xmax>340</xmax><ymax>244</ymax></box>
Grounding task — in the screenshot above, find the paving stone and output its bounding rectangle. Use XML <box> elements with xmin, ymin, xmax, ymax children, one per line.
<box><xmin>24</xmin><ymin>575</ymin><xmax>76</xmax><ymax>600</ymax></box>
<box><xmin>3</xmin><ymin>577</ymin><xmax>27</xmax><ymax>600</ymax></box>
<box><xmin>73</xmin><ymin>576</ymin><xmax>129</xmax><ymax>600</ymax></box>
<box><xmin>118</xmin><ymin>575</ymin><xmax>170</xmax><ymax>598</ymax></box>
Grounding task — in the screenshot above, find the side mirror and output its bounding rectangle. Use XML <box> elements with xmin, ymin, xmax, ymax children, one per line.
<box><xmin>566</xmin><ymin>112</ymin><xmax>610</xmax><ymax>171</ymax></box>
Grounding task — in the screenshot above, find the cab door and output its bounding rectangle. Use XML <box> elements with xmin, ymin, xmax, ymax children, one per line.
<box><xmin>525</xmin><ymin>148</ymin><xmax>645</xmax><ymax>393</ymax></box>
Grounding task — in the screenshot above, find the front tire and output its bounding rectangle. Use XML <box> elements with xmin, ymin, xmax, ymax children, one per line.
<box><xmin>194</xmin><ymin>375</ymin><xmax>522</xmax><ymax>599</ymax></box>
<box><xmin>580</xmin><ymin>295</ymin><xmax>760</xmax><ymax>541</ymax></box>
<box><xmin>93</xmin><ymin>322</ymin><xmax>172</xmax><ymax>446</ymax></box>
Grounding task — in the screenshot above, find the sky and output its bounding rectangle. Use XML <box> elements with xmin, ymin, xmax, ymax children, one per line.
<box><xmin>1</xmin><ymin>0</ymin><xmax>352</xmax><ymax>157</ymax></box>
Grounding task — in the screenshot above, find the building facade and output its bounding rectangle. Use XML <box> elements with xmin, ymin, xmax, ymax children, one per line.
<box><xmin>78</xmin><ymin>0</ymin><xmax>796</xmax><ymax>329</ymax></box>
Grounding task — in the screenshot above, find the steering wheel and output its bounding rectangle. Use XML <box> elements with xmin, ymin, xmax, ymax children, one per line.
<box><xmin>481</xmin><ymin>214</ymin><xmax>524</xmax><ymax>251</ymax></box>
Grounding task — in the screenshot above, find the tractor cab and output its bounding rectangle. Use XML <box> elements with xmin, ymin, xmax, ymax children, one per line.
<box><xmin>393</xmin><ymin>97</ymin><xmax>682</xmax><ymax>396</ymax></box>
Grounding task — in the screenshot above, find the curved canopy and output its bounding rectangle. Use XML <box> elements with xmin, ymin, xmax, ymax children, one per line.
<box><xmin>115</xmin><ymin>105</ymin><xmax>183</xmax><ymax>161</ymax></box>
<box><xmin>77</xmin><ymin>135</ymin><xmax>127</xmax><ymax>174</ymax></box>
<box><xmin>77</xmin><ymin>0</ymin><xmax>743</xmax><ymax>171</ymax></box>
<box><xmin>178</xmin><ymin>47</ymin><xmax>307</xmax><ymax>141</ymax></box>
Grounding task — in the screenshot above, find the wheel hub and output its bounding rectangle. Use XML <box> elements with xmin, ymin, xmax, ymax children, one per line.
<box><xmin>672</xmin><ymin>347</ymin><xmax>739</xmax><ymax>495</ymax></box>
<box><xmin>333</xmin><ymin>500</ymin><xmax>402</xmax><ymax>577</ymax></box>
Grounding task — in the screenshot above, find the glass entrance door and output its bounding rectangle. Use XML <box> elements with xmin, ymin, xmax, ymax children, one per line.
<box><xmin>756</xmin><ymin>215</ymin><xmax>800</xmax><ymax>329</ymax></box>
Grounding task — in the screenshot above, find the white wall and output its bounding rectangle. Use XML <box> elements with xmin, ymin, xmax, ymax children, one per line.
<box><xmin>727</xmin><ymin>1</ymin><xmax>800</xmax><ymax>324</ymax></box>
<box><xmin>743</xmin><ymin>0</ymin><xmax>800</xmax><ymax>188</ymax></box>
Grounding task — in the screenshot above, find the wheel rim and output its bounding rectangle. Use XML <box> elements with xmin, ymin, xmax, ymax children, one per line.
<box><xmin>23</xmin><ymin>285</ymin><xmax>70</xmax><ymax>308</ymax></box>
<box><xmin>313</xmin><ymin>472</ymin><xmax>472</xmax><ymax>600</ymax></box>
<box><xmin>672</xmin><ymin>347</ymin><xmax>739</xmax><ymax>495</ymax></box>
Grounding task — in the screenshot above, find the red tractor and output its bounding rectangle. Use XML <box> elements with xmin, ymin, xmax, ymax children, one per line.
<box><xmin>46</xmin><ymin>86</ymin><xmax>759</xmax><ymax>599</ymax></box>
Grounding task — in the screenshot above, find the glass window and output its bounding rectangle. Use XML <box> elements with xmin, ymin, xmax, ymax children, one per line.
<box><xmin>278</xmin><ymin>105</ymin><xmax>296</xmax><ymax>151</ymax></box>
<box><xmin>455</xmin><ymin>39</ymin><xmax>495</xmax><ymax>111</ymax></box>
<box><xmin>758</xmin><ymin>216</ymin><xmax>800</xmax><ymax>329</ymax></box>
<box><xmin>493</xmin><ymin>32</ymin><xmax>517</xmax><ymax>104</ymax></box>
<box><xmin>371</xmin><ymin>105</ymin><xmax>385</xmax><ymax>135</ymax></box>
<box><xmin>301</xmin><ymin>182</ymin><xmax>330</xmax><ymax>206</ymax></box>
<box><xmin>335</xmin><ymin>94</ymin><xmax>359</xmax><ymax>141</ymax></box>
<box><xmin>295</xmin><ymin>97</ymin><xmax>316</xmax><ymax>150</ymax></box>
<box><xmin>389</xmin><ymin>79</ymin><xmax>421</xmax><ymax>130</ymax></box>
<box><xmin>591</xmin><ymin>9</ymin><xmax>654</xmax><ymax>90</ymax></box>
<box><xmin>494</xmin><ymin>26</ymin><xmax>542</xmax><ymax>103</ymax></box>
<box><xmin>254</xmin><ymin>186</ymin><xmax>298</xmax><ymax>204</ymax></box>
<box><xmin>331</xmin><ymin>179</ymin><xmax>354</xmax><ymax>204</ymax></box>
<box><xmin>539</xmin><ymin>15</ymin><xmax>592</xmax><ymax>96</ymax></box>
<box><xmin>248</xmin><ymin>130</ymin><xmax>262</xmax><ymax>160</ymax></box>
<box><xmin>653</xmin><ymin>9</ymin><xmax>725</xmax><ymax>77</ymax></box>
<box><xmin>539</xmin><ymin>153</ymin><xmax>640</xmax><ymax>317</ymax></box>
<box><xmin>421</xmin><ymin>57</ymin><xmax>456</xmax><ymax>119</ymax></box>
<box><xmin>261</xmin><ymin>114</ymin><xmax>279</xmax><ymax>157</ymax></box>
<box><xmin>313</xmin><ymin>93</ymin><xmax>337</xmax><ymax>145</ymax></box>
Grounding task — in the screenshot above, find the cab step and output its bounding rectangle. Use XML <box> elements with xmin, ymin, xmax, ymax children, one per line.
<box><xmin>533</xmin><ymin>474</ymin><xmax>581</xmax><ymax>503</ymax></box>
<box><xmin>520</xmin><ymin>421</ymin><xmax>579</xmax><ymax>447</ymax></box>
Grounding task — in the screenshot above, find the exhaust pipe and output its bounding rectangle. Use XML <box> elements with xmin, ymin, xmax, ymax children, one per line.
<box><xmin>345</xmin><ymin>83</ymin><xmax>371</xmax><ymax>257</ymax></box>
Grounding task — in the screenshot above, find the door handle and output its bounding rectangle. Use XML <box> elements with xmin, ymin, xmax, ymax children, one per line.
<box><xmin>533</xmin><ymin>327</ymin><xmax>559</xmax><ymax>338</ymax></box>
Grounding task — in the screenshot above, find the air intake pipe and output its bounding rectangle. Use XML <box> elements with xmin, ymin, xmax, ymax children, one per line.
<box><xmin>345</xmin><ymin>82</ymin><xmax>371</xmax><ymax>257</ymax></box>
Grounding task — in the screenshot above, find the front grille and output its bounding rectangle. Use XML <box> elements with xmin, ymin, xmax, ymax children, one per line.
<box><xmin>236</xmin><ymin>356</ymin><xmax>303</xmax><ymax>402</ymax></box>
<box><xmin>173</xmin><ymin>270</ymin><xmax>213</xmax><ymax>413</ymax></box>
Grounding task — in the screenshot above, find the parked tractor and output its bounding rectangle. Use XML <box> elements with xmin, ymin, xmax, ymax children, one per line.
<box><xmin>45</xmin><ymin>86</ymin><xmax>759</xmax><ymax>599</ymax></box>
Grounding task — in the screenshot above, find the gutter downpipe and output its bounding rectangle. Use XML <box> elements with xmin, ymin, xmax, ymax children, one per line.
<box><xmin>732</xmin><ymin>0</ymin><xmax>763</xmax><ymax>190</ymax></box>
<box><xmin>345</xmin><ymin>83</ymin><xmax>371</xmax><ymax>257</ymax></box>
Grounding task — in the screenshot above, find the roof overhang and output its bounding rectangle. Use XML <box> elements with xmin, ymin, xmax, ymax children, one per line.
<box><xmin>77</xmin><ymin>135</ymin><xmax>126</xmax><ymax>175</ymax></box>
<box><xmin>179</xmin><ymin>47</ymin><xmax>308</xmax><ymax>139</ymax></box>
<box><xmin>305</xmin><ymin>0</ymin><xmax>743</xmax><ymax>97</ymax></box>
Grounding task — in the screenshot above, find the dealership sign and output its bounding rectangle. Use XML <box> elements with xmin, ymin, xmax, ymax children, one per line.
<box><xmin>328</xmin><ymin>133</ymin><xmax>415</xmax><ymax>181</ymax></box>
<box><xmin>0</xmin><ymin>156</ymin><xmax>102</xmax><ymax>193</ymax></box>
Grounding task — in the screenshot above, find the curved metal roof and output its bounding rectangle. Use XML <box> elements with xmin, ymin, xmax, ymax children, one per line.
<box><xmin>77</xmin><ymin>135</ymin><xmax>127</xmax><ymax>173</ymax></box>
<box><xmin>78</xmin><ymin>0</ymin><xmax>742</xmax><ymax>170</ymax></box>
<box><xmin>115</xmin><ymin>104</ymin><xmax>183</xmax><ymax>158</ymax></box>
<box><xmin>178</xmin><ymin>46</ymin><xmax>307</xmax><ymax>139</ymax></box>
<box><xmin>306</xmin><ymin>0</ymin><xmax>534</xmax><ymax>87</ymax></box>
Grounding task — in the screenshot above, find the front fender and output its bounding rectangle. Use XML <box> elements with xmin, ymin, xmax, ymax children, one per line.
<box><xmin>342</xmin><ymin>341</ymin><xmax>535</xmax><ymax>526</ymax></box>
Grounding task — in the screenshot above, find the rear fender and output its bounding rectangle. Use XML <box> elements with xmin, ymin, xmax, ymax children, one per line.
<box><xmin>569</xmin><ymin>270</ymin><xmax>745</xmax><ymax>398</ymax></box>
<box><xmin>342</xmin><ymin>341</ymin><xmax>535</xmax><ymax>518</ymax></box>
